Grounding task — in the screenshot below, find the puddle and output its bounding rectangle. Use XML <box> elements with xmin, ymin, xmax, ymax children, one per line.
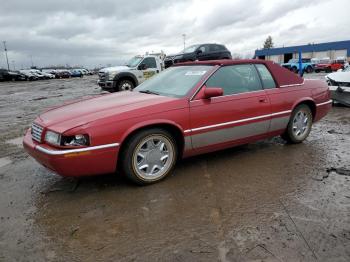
<box><xmin>0</xmin><ymin>157</ymin><xmax>12</xmax><ymax>168</ymax></box>
<box><xmin>6</xmin><ymin>137</ymin><xmax>23</xmax><ymax>147</ymax></box>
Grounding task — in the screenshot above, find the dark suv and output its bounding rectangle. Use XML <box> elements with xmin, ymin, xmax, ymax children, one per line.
<box><xmin>164</xmin><ymin>43</ymin><xmax>232</xmax><ymax>68</ymax></box>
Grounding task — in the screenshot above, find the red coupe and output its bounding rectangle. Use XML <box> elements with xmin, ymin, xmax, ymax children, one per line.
<box><xmin>23</xmin><ymin>60</ymin><xmax>331</xmax><ymax>184</ymax></box>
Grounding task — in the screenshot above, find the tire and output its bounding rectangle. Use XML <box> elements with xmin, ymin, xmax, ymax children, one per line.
<box><xmin>281</xmin><ymin>104</ymin><xmax>313</xmax><ymax>144</ymax></box>
<box><xmin>326</xmin><ymin>67</ymin><xmax>332</xmax><ymax>73</ymax></box>
<box><xmin>117</xmin><ymin>79</ymin><xmax>134</xmax><ymax>91</ymax></box>
<box><xmin>120</xmin><ymin>128</ymin><xmax>178</xmax><ymax>185</ymax></box>
<box><xmin>305</xmin><ymin>66</ymin><xmax>313</xmax><ymax>73</ymax></box>
<box><xmin>315</xmin><ymin>69</ymin><xmax>320</xmax><ymax>73</ymax></box>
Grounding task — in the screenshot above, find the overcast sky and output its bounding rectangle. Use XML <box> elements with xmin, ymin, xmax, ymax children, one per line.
<box><xmin>0</xmin><ymin>0</ymin><xmax>349</xmax><ymax>69</ymax></box>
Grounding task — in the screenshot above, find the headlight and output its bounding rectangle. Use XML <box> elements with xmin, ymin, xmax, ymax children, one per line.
<box><xmin>45</xmin><ymin>131</ymin><xmax>61</xmax><ymax>146</ymax></box>
<box><xmin>108</xmin><ymin>71</ymin><xmax>117</xmax><ymax>80</ymax></box>
<box><xmin>62</xmin><ymin>134</ymin><xmax>90</xmax><ymax>146</ymax></box>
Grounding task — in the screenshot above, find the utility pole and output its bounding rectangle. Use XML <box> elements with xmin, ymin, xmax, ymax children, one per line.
<box><xmin>30</xmin><ymin>55</ymin><xmax>34</xmax><ymax>68</ymax></box>
<box><xmin>2</xmin><ymin>41</ymin><xmax>10</xmax><ymax>70</ymax></box>
<box><xmin>182</xmin><ymin>34</ymin><xmax>186</xmax><ymax>50</ymax></box>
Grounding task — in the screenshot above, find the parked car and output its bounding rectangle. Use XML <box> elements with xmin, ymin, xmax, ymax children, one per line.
<box><xmin>23</xmin><ymin>59</ymin><xmax>331</xmax><ymax>185</ymax></box>
<box><xmin>325</xmin><ymin>66</ymin><xmax>350</xmax><ymax>106</ymax></box>
<box><xmin>315</xmin><ymin>59</ymin><xmax>345</xmax><ymax>73</ymax></box>
<box><xmin>70</xmin><ymin>69</ymin><xmax>83</xmax><ymax>77</ymax></box>
<box><xmin>0</xmin><ymin>69</ymin><xmax>26</xmax><ymax>81</ymax></box>
<box><xmin>19</xmin><ymin>70</ymin><xmax>39</xmax><ymax>81</ymax></box>
<box><xmin>164</xmin><ymin>43</ymin><xmax>232</xmax><ymax>68</ymax></box>
<box><xmin>281</xmin><ymin>58</ymin><xmax>314</xmax><ymax>73</ymax></box>
<box><xmin>98</xmin><ymin>55</ymin><xmax>164</xmax><ymax>91</ymax></box>
<box><xmin>54</xmin><ymin>70</ymin><xmax>71</xmax><ymax>79</ymax></box>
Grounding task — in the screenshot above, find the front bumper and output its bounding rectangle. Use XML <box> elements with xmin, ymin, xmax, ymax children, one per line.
<box><xmin>97</xmin><ymin>80</ymin><xmax>114</xmax><ymax>90</ymax></box>
<box><xmin>23</xmin><ymin>130</ymin><xmax>120</xmax><ymax>177</ymax></box>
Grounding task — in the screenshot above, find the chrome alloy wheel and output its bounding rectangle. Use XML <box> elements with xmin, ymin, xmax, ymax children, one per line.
<box><xmin>292</xmin><ymin>110</ymin><xmax>309</xmax><ymax>137</ymax></box>
<box><xmin>132</xmin><ymin>135</ymin><xmax>175</xmax><ymax>180</ymax></box>
<box><xmin>120</xmin><ymin>82</ymin><xmax>132</xmax><ymax>90</ymax></box>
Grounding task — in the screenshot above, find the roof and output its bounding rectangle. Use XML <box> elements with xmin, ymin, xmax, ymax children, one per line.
<box><xmin>255</xmin><ymin>40</ymin><xmax>350</xmax><ymax>57</ymax></box>
<box><xmin>174</xmin><ymin>59</ymin><xmax>304</xmax><ymax>87</ymax></box>
<box><xmin>175</xmin><ymin>59</ymin><xmax>271</xmax><ymax>66</ymax></box>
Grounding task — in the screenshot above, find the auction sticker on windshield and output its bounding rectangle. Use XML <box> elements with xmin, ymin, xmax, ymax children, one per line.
<box><xmin>185</xmin><ymin>71</ymin><xmax>207</xmax><ymax>76</ymax></box>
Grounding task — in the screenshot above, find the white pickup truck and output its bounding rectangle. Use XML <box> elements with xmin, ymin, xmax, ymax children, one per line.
<box><xmin>98</xmin><ymin>55</ymin><xmax>164</xmax><ymax>92</ymax></box>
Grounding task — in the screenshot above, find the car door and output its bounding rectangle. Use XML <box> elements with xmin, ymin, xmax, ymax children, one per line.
<box><xmin>139</xmin><ymin>57</ymin><xmax>158</xmax><ymax>84</ymax></box>
<box><xmin>189</xmin><ymin>64</ymin><xmax>271</xmax><ymax>149</ymax></box>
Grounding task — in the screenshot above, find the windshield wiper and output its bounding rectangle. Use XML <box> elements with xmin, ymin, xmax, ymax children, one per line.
<box><xmin>139</xmin><ymin>90</ymin><xmax>160</xmax><ymax>95</ymax></box>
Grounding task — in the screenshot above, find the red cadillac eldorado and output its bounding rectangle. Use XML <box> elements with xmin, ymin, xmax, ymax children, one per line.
<box><xmin>23</xmin><ymin>60</ymin><xmax>331</xmax><ymax>185</ymax></box>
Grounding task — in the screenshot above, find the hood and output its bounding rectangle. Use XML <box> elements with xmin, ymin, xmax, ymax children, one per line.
<box><xmin>99</xmin><ymin>66</ymin><xmax>130</xmax><ymax>73</ymax></box>
<box><xmin>326</xmin><ymin>71</ymin><xmax>350</xmax><ymax>83</ymax></box>
<box><xmin>37</xmin><ymin>91</ymin><xmax>181</xmax><ymax>133</ymax></box>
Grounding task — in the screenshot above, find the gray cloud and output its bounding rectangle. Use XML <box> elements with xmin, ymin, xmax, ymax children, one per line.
<box><xmin>0</xmin><ymin>0</ymin><xmax>349</xmax><ymax>69</ymax></box>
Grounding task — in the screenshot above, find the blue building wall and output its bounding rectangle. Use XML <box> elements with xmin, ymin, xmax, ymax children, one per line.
<box><xmin>255</xmin><ymin>40</ymin><xmax>350</xmax><ymax>57</ymax></box>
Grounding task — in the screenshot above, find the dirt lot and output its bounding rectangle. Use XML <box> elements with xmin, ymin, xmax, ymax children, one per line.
<box><xmin>0</xmin><ymin>74</ymin><xmax>349</xmax><ymax>262</ymax></box>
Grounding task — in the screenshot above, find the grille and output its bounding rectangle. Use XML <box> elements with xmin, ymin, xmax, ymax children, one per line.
<box><xmin>98</xmin><ymin>72</ymin><xmax>107</xmax><ymax>81</ymax></box>
<box><xmin>31</xmin><ymin>123</ymin><xmax>43</xmax><ymax>142</ymax></box>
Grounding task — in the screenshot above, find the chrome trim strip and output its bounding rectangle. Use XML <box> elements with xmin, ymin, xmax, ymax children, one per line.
<box><xmin>185</xmin><ymin>110</ymin><xmax>292</xmax><ymax>133</ymax></box>
<box><xmin>316</xmin><ymin>100</ymin><xmax>332</xmax><ymax>107</ymax></box>
<box><xmin>279</xmin><ymin>80</ymin><xmax>305</xmax><ymax>88</ymax></box>
<box><xmin>35</xmin><ymin>143</ymin><xmax>120</xmax><ymax>155</ymax></box>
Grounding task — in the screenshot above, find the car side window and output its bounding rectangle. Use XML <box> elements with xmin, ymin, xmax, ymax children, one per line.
<box><xmin>255</xmin><ymin>64</ymin><xmax>276</xmax><ymax>89</ymax></box>
<box><xmin>206</xmin><ymin>64</ymin><xmax>263</xmax><ymax>95</ymax></box>
<box><xmin>198</xmin><ymin>45</ymin><xmax>208</xmax><ymax>53</ymax></box>
<box><xmin>209</xmin><ymin>45</ymin><xmax>220</xmax><ymax>51</ymax></box>
<box><xmin>142</xmin><ymin>57</ymin><xmax>157</xmax><ymax>69</ymax></box>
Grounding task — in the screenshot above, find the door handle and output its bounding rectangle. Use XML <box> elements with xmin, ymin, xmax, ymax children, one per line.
<box><xmin>258</xmin><ymin>97</ymin><xmax>268</xmax><ymax>103</ymax></box>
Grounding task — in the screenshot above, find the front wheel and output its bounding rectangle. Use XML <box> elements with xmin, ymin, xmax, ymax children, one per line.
<box><xmin>117</xmin><ymin>79</ymin><xmax>134</xmax><ymax>91</ymax></box>
<box><xmin>120</xmin><ymin>128</ymin><xmax>178</xmax><ymax>185</ymax></box>
<box><xmin>281</xmin><ymin>104</ymin><xmax>313</xmax><ymax>144</ymax></box>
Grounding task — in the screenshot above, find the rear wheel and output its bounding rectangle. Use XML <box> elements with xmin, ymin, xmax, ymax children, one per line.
<box><xmin>281</xmin><ymin>104</ymin><xmax>313</xmax><ymax>144</ymax></box>
<box><xmin>117</xmin><ymin>79</ymin><xmax>134</xmax><ymax>91</ymax></box>
<box><xmin>120</xmin><ymin>128</ymin><xmax>178</xmax><ymax>185</ymax></box>
<box><xmin>305</xmin><ymin>66</ymin><xmax>313</xmax><ymax>73</ymax></box>
<box><xmin>326</xmin><ymin>67</ymin><xmax>332</xmax><ymax>73</ymax></box>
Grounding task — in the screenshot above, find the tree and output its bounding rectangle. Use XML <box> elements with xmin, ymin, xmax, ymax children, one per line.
<box><xmin>263</xmin><ymin>36</ymin><xmax>274</xmax><ymax>49</ymax></box>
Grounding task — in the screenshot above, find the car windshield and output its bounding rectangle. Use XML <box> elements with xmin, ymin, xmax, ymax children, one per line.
<box><xmin>126</xmin><ymin>56</ymin><xmax>143</xmax><ymax>67</ymax></box>
<box><xmin>183</xmin><ymin>44</ymin><xmax>200</xmax><ymax>53</ymax></box>
<box><xmin>288</xmin><ymin>59</ymin><xmax>298</xmax><ymax>63</ymax></box>
<box><xmin>134</xmin><ymin>65</ymin><xmax>213</xmax><ymax>98</ymax></box>
<box><xmin>343</xmin><ymin>66</ymin><xmax>350</xmax><ymax>72</ymax></box>
<box><xmin>320</xmin><ymin>59</ymin><xmax>330</xmax><ymax>63</ymax></box>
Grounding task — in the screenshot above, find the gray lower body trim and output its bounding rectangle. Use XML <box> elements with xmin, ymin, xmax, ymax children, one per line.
<box><xmin>191</xmin><ymin>120</ymin><xmax>270</xmax><ymax>148</ymax></box>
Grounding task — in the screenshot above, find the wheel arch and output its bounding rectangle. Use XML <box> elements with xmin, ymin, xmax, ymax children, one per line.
<box><xmin>117</xmin><ymin>120</ymin><xmax>186</xmax><ymax>169</ymax></box>
<box><xmin>113</xmin><ymin>72</ymin><xmax>138</xmax><ymax>88</ymax></box>
<box><xmin>291</xmin><ymin>98</ymin><xmax>316</xmax><ymax>120</ymax></box>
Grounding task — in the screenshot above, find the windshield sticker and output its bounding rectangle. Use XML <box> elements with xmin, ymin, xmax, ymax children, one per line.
<box><xmin>185</xmin><ymin>71</ymin><xmax>207</xmax><ymax>76</ymax></box>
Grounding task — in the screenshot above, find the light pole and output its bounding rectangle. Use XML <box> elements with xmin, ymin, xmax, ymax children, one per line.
<box><xmin>182</xmin><ymin>34</ymin><xmax>186</xmax><ymax>50</ymax></box>
<box><xmin>2</xmin><ymin>41</ymin><xmax>10</xmax><ymax>70</ymax></box>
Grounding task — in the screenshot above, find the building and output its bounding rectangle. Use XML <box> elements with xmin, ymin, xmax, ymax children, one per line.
<box><xmin>254</xmin><ymin>40</ymin><xmax>350</xmax><ymax>63</ymax></box>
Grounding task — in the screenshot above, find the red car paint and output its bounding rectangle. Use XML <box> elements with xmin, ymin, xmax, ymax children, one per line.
<box><xmin>23</xmin><ymin>59</ymin><xmax>331</xmax><ymax>177</ymax></box>
<box><xmin>315</xmin><ymin>60</ymin><xmax>344</xmax><ymax>72</ymax></box>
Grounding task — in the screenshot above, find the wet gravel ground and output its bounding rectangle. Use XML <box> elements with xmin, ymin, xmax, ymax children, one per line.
<box><xmin>0</xmin><ymin>74</ymin><xmax>349</xmax><ymax>261</ymax></box>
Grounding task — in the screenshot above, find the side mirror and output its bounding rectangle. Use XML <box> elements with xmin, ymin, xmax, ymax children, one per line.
<box><xmin>196</xmin><ymin>49</ymin><xmax>203</xmax><ymax>55</ymax></box>
<box><xmin>204</xmin><ymin>87</ymin><xmax>223</xmax><ymax>99</ymax></box>
<box><xmin>138</xmin><ymin>63</ymin><xmax>147</xmax><ymax>70</ymax></box>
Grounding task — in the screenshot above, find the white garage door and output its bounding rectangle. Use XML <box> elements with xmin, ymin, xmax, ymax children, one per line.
<box><xmin>313</xmin><ymin>51</ymin><xmax>329</xmax><ymax>59</ymax></box>
<box><xmin>334</xmin><ymin>49</ymin><xmax>347</xmax><ymax>59</ymax></box>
